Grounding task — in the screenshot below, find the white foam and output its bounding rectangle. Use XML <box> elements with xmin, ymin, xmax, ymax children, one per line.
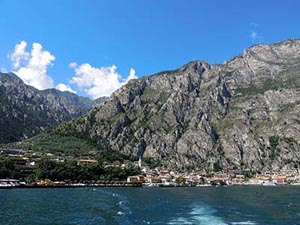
<box><xmin>231</xmin><ymin>222</ymin><xmax>257</xmax><ymax>225</ymax></box>
<box><xmin>168</xmin><ymin>205</ymin><xmax>228</xmax><ymax>225</ymax></box>
<box><xmin>117</xmin><ymin>211</ymin><xmax>124</xmax><ymax>215</ymax></box>
<box><xmin>168</xmin><ymin>218</ymin><xmax>194</xmax><ymax>224</ymax></box>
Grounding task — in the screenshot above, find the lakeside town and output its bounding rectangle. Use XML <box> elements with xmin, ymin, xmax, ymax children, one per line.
<box><xmin>1</xmin><ymin>147</ymin><xmax>300</xmax><ymax>188</ymax></box>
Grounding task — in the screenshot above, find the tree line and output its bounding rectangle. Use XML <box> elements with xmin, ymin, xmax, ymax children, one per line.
<box><xmin>0</xmin><ymin>156</ymin><xmax>141</xmax><ymax>184</ymax></box>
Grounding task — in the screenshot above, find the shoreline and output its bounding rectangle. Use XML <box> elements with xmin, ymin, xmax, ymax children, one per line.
<box><xmin>1</xmin><ymin>183</ymin><xmax>300</xmax><ymax>189</ymax></box>
<box><xmin>3</xmin><ymin>183</ymin><xmax>142</xmax><ymax>189</ymax></box>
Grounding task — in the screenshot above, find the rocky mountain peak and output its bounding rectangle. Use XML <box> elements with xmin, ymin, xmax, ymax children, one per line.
<box><xmin>177</xmin><ymin>60</ymin><xmax>211</xmax><ymax>73</ymax></box>
<box><xmin>0</xmin><ymin>72</ymin><xmax>27</xmax><ymax>87</ymax></box>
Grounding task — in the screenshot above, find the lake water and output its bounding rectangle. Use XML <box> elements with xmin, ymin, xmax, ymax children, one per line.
<box><xmin>0</xmin><ymin>186</ymin><xmax>300</xmax><ymax>225</ymax></box>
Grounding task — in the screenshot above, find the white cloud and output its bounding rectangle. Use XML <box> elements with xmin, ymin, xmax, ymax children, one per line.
<box><xmin>251</xmin><ymin>31</ymin><xmax>257</xmax><ymax>40</ymax></box>
<box><xmin>10</xmin><ymin>41</ymin><xmax>30</xmax><ymax>68</ymax></box>
<box><xmin>123</xmin><ymin>68</ymin><xmax>137</xmax><ymax>84</ymax></box>
<box><xmin>56</xmin><ymin>83</ymin><xmax>77</xmax><ymax>94</ymax></box>
<box><xmin>70</xmin><ymin>63</ymin><xmax>137</xmax><ymax>99</ymax></box>
<box><xmin>9</xmin><ymin>41</ymin><xmax>55</xmax><ymax>90</ymax></box>
<box><xmin>250</xmin><ymin>23</ymin><xmax>262</xmax><ymax>43</ymax></box>
<box><xmin>69</xmin><ymin>62</ymin><xmax>77</xmax><ymax>69</ymax></box>
<box><xmin>8</xmin><ymin>41</ymin><xmax>138</xmax><ymax>98</ymax></box>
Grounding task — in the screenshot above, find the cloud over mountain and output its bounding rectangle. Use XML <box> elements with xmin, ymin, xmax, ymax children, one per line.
<box><xmin>9</xmin><ymin>41</ymin><xmax>55</xmax><ymax>90</ymax></box>
<box><xmin>56</xmin><ymin>83</ymin><xmax>77</xmax><ymax>94</ymax></box>
<box><xmin>8</xmin><ymin>41</ymin><xmax>137</xmax><ymax>98</ymax></box>
<box><xmin>70</xmin><ymin>62</ymin><xmax>137</xmax><ymax>99</ymax></box>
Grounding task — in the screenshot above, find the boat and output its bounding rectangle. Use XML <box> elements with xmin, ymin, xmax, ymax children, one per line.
<box><xmin>262</xmin><ymin>181</ymin><xmax>276</xmax><ymax>186</ymax></box>
<box><xmin>196</xmin><ymin>184</ymin><xmax>212</xmax><ymax>187</ymax></box>
<box><xmin>0</xmin><ymin>184</ymin><xmax>13</xmax><ymax>189</ymax></box>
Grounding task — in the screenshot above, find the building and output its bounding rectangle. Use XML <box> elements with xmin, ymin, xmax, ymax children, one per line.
<box><xmin>145</xmin><ymin>177</ymin><xmax>162</xmax><ymax>184</ymax></box>
<box><xmin>9</xmin><ymin>156</ymin><xmax>29</xmax><ymax>166</ymax></box>
<box><xmin>77</xmin><ymin>159</ymin><xmax>98</xmax><ymax>166</ymax></box>
<box><xmin>0</xmin><ymin>179</ymin><xmax>21</xmax><ymax>186</ymax></box>
<box><xmin>127</xmin><ymin>175</ymin><xmax>144</xmax><ymax>183</ymax></box>
<box><xmin>231</xmin><ymin>177</ymin><xmax>245</xmax><ymax>185</ymax></box>
<box><xmin>275</xmin><ymin>175</ymin><xmax>287</xmax><ymax>185</ymax></box>
<box><xmin>1</xmin><ymin>149</ymin><xmax>25</xmax><ymax>156</ymax></box>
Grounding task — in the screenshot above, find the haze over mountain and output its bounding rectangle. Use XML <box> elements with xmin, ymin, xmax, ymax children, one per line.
<box><xmin>30</xmin><ymin>39</ymin><xmax>300</xmax><ymax>172</ymax></box>
<box><xmin>0</xmin><ymin>72</ymin><xmax>107</xmax><ymax>143</ymax></box>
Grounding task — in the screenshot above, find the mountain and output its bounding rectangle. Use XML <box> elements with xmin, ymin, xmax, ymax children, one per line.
<box><xmin>0</xmin><ymin>72</ymin><xmax>97</xmax><ymax>143</ymax></box>
<box><xmin>94</xmin><ymin>96</ymin><xmax>110</xmax><ymax>106</ymax></box>
<box><xmin>32</xmin><ymin>39</ymin><xmax>300</xmax><ymax>172</ymax></box>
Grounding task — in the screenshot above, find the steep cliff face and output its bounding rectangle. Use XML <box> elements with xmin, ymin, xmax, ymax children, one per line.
<box><xmin>217</xmin><ymin>39</ymin><xmax>300</xmax><ymax>171</ymax></box>
<box><xmin>0</xmin><ymin>72</ymin><xmax>95</xmax><ymax>143</ymax></box>
<box><xmin>44</xmin><ymin>39</ymin><xmax>300</xmax><ymax>171</ymax></box>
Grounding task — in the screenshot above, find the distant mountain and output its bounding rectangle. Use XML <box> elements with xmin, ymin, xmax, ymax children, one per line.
<box><xmin>0</xmin><ymin>72</ymin><xmax>99</xmax><ymax>143</ymax></box>
<box><xmin>94</xmin><ymin>96</ymin><xmax>109</xmax><ymax>106</ymax></box>
<box><xmin>31</xmin><ymin>39</ymin><xmax>300</xmax><ymax>172</ymax></box>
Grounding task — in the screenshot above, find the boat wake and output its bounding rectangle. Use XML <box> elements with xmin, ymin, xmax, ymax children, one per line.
<box><xmin>168</xmin><ymin>205</ymin><xmax>257</xmax><ymax>225</ymax></box>
<box><xmin>168</xmin><ymin>205</ymin><xmax>227</xmax><ymax>225</ymax></box>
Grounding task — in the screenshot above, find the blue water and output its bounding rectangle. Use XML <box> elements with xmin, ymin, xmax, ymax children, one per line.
<box><xmin>0</xmin><ymin>186</ymin><xmax>300</xmax><ymax>225</ymax></box>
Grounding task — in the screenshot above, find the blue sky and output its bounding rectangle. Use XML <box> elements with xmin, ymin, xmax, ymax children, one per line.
<box><xmin>0</xmin><ymin>0</ymin><xmax>299</xmax><ymax>98</ymax></box>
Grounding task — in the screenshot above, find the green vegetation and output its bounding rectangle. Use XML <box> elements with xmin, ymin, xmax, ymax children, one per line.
<box><xmin>2</xmin><ymin>126</ymin><xmax>142</xmax><ymax>182</ymax></box>
<box><xmin>283</xmin><ymin>137</ymin><xmax>296</xmax><ymax>146</ymax></box>
<box><xmin>163</xmin><ymin>125</ymin><xmax>175</xmax><ymax>134</ymax></box>
<box><xmin>143</xmin><ymin>87</ymin><xmax>155</xmax><ymax>95</ymax></box>
<box><xmin>142</xmin><ymin>157</ymin><xmax>161</xmax><ymax>168</ymax></box>
<box><xmin>278</xmin><ymin>101</ymin><xmax>300</xmax><ymax>113</ymax></box>
<box><xmin>268</xmin><ymin>136</ymin><xmax>297</xmax><ymax>160</ymax></box>
<box><xmin>29</xmin><ymin>134</ymin><xmax>98</xmax><ymax>156</ymax></box>
<box><xmin>106</xmin><ymin>112</ymin><xmax>125</xmax><ymax>126</ymax></box>
<box><xmin>153</xmin><ymin>68</ymin><xmax>179</xmax><ymax>77</ymax></box>
<box><xmin>0</xmin><ymin>156</ymin><xmax>17</xmax><ymax>178</ymax></box>
<box><xmin>179</xmin><ymin>120</ymin><xmax>190</xmax><ymax>133</ymax></box>
<box><xmin>236</xmin><ymin>85</ymin><xmax>262</xmax><ymax>96</ymax></box>
<box><xmin>0</xmin><ymin>156</ymin><xmax>140</xmax><ymax>183</ymax></box>
<box><xmin>159</xmin><ymin>92</ymin><xmax>170</xmax><ymax>104</ymax></box>
<box><xmin>236</xmin><ymin>77</ymin><xmax>298</xmax><ymax>96</ymax></box>
<box><xmin>242</xmin><ymin>170</ymin><xmax>255</xmax><ymax>179</ymax></box>
<box><xmin>0</xmin><ymin>101</ymin><xmax>52</xmax><ymax>143</ymax></box>
<box><xmin>29</xmin><ymin>132</ymin><xmax>135</xmax><ymax>165</ymax></box>
<box><xmin>269</xmin><ymin>136</ymin><xmax>280</xmax><ymax>160</ymax></box>
<box><xmin>213</xmin><ymin>162</ymin><xmax>223</xmax><ymax>172</ymax></box>
<box><xmin>175</xmin><ymin>176</ymin><xmax>186</xmax><ymax>185</ymax></box>
<box><xmin>96</xmin><ymin>149</ymin><xmax>131</xmax><ymax>164</ymax></box>
<box><xmin>213</xmin><ymin>118</ymin><xmax>242</xmax><ymax>133</ymax></box>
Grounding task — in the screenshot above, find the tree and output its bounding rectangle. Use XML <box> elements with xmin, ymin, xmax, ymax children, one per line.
<box><xmin>175</xmin><ymin>176</ymin><xmax>186</xmax><ymax>185</ymax></box>
<box><xmin>213</xmin><ymin>162</ymin><xmax>223</xmax><ymax>172</ymax></box>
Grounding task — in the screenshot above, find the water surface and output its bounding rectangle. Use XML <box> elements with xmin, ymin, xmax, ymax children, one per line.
<box><xmin>0</xmin><ymin>186</ymin><xmax>299</xmax><ymax>225</ymax></box>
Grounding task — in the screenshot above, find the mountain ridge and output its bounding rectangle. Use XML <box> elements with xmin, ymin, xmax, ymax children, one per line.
<box><xmin>30</xmin><ymin>38</ymin><xmax>300</xmax><ymax>171</ymax></box>
<box><xmin>0</xmin><ymin>72</ymin><xmax>104</xmax><ymax>143</ymax></box>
